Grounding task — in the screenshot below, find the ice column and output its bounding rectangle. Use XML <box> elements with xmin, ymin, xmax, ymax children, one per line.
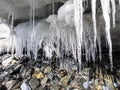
<box><xmin>100</xmin><ymin>0</ymin><xmax>113</xmax><ymax>71</ymax></box>
<box><xmin>110</xmin><ymin>0</ymin><xmax>116</xmax><ymax>27</ymax></box>
<box><xmin>74</xmin><ymin>0</ymin><xmax>83</xmax><ymax>70</ymax></box>
<box><xmin>91</xmin><ymin>0</ymin><xmax>97</xmax><ymax>61</ymax></box>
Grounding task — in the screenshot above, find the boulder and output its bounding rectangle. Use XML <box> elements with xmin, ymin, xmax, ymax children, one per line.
<box><xmin>29</xmin><ymin>78</ymin><xmax>40</xmax><ymax>89</ymax></box>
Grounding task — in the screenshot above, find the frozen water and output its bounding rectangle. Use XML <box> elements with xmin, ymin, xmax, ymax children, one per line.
<box><xmin>73</xmin><ymin>0</ymin><xmax>83</xmax><ymax>70</ymax></box>
<box><xmin>0</xmin><ymin>0</ymin><xmax>117</xmax><ymax>70</ymax></box>
<box><xmin>0</xmin><ymin>23</ymin><xmax>10</xmax><ymax>54</ymax></box>
<box><xmin>91</xmin><ymin>0</ymin><xmax>97</xmax><ymax>61</ymax></box>
<box><xmin>57</xmin><ymin>0</ymin><xmax>74</xmax><ymax>26</ymax></box>
<box><xmin>110</xmin><ymin>0</ymin><xmax>116</xmax><ymax>27</ymax></box>
<box><xmin>52</xmin><ymin>0</ymin><xmax>55</xmax><ymax>14</ymax></box>
<box><xmin>100</xmin><ymin>0</ymin><xmax>113</xmax><ymax>71</ymax></box>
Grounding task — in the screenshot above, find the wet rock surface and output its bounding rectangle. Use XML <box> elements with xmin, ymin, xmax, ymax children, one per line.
<box><xmin>0</xmin><ymin>54</ymin><xmax>120</xmax><ymax>90</ymax></box>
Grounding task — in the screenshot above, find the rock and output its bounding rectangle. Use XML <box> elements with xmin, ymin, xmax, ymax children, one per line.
<box><xmin>83</xmin><ymin>81</ymin><xmax>89</xmax><ymax>89</ymax></box>
<box><xmin>95</xmin><ymin>85</ymin><xmax>103</xmax><ymax>90</ymax></box>
<box><xmin>26</xmin><ymin>68</ymin><xmax>34</xmax><ymax>80</ymax></box>
<box><xmin>102</xmin><ymin>86</ymin><xmax>109</xmax><ymax>90</ymax></box>
<box><xmin>11</xmin><ymin>60</ymin><xmax>18</xmax><ymax>65</ymax></box>
<box><xmin>14</xmin><ymin>88</ymin><xmax>21</xmax><ymax>90</ymax></box>
<box><xmin>52</xmin><ymin>75</ymin><xmax>60</xmax><ymax>83</ymax></box>
<box><xmin>21</xmin><ymin>66</ymin><xmax>33</xmax><ymax>79</ymax></box>
<box><xmin>51</xmin><ymin>84</ymin><xmax>60</xmax><ymax>90</ymax></box>
<box><xmin>12</xmin><ymin>82</ymin><xmax>22</xmax><ymax>90</ymax></box>
<box><xmin>59</xmin><ymin>75</ymin><xmax>71</xmax><ymax>86</ymax></box>
<box><xmin>47</xmin><ymin>72</ymin><xmax>53</xmax><ymax>80</ymax></box>
<box><xmin>70</xmin><ymin>80</ymin><xmax>79</xmax><ymax>88</ymax></box>
<box><xmin>5</xmin><ymin>80</ymin><xmax>17</xmax><ymax>89</ymax></box>
<box><xmin>34</xmin><ymin>86</ymin><xmax>43</xmax><ymax>90</ymax></box>
<box><xmin>2</xmin><ymin>56</ymin><xmax>13</xmax><ymax>67</ymax></box>
<box><xmin>36</xmin><ymin>72</ymin><xmax>44</xmax><ymax>79</ymax></box>
<box><xmin>43</xmin><ymin>85</ymin><xmax>51</xmax><ymax>90</ymax></box>
<box><xmin>0</xmin><ymin>84</ymin><xmax>7</xmax><ymax>90</ymax></box>
<box><xmin>34</xmin><ymin>67</ymin><xmax>40</xmax><ymax>72</ymax></box>
<box><xmin>20</xmin><ymin>56</ymin><xmax>30</xmax><ymax>63</ymax></box>
<box><xmin>20</xmin><ymin>83</ymin><xmax>31</xmax><ymax>90</ymax></box>
<box><xmin>59</xmin><ymin>69</ymin><xmax>68</xmax><ymax>77</ymax></box>
<box><xmin>4</xmin><ymin>64</ymin><xmax>22</xmax><ymax>76</ymax></box>
<box><xmin>32</xmin><ymin>72</ymin><xmax>44</xmax><ymax>79</ymax></box>
<box><xmin>79</xmin><ymin>78</ymin><xmax>86</xmax><ymax>85</ymax></box>
<box><xmin>44</xmin><ymin>66</ymin><xmax>52</xmax><ymax>74</ymax></box>
<box><xmin>41</xmin><ymin>76</ymin><xmax>48</xmax><ymax>87</ymax></box>
<box><xmin>29</xmin><ymin>78</ymin><xmax>40</xmax><ymax>89</ymax></box>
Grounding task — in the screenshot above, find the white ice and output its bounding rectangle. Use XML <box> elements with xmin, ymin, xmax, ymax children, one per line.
<box><xmin>0</xmin><ymin>0</ymin><xmax>116</xmax><ymax>71</ymax></box>
<box><xmin>0</xmin><ymin>23</ymin><xmax>10</xmax><ymax>54</ymax></box>
<box><xmin>100</xmin><ymin>0</ymin><xmax>113</xmax><ymax>71</ymax></box>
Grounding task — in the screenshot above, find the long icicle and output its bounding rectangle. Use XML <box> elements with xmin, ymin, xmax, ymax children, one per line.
<box><xmin>100</xmin><ymin>0</ymin><xmax>113</xmax><ymax>71</ymax></box>
<box><xmin>52</xmin><ymin>0</ymin><xmax>55</xmax><ymax>14</ymax></box>
<box><xmin>11</xmin><ymin>14</ymin><xmax>14</xmax><ymax>56</ymax></box>
<box><xmin>110</xmin><ymin>0</ymin><xmax>116</xmax><ymax>27</ymax></box>
<box><xmin>91</xmin><ymin>0</ymin><xmax>97</xmax><ymax>61</ymax></box>
<box><xmin>74</xmin><ymin>0</ymin><xmax>83</xmax><ymax>71</ymax></box>
<box><xmin>30</xmin><ymin>0</ymin><xmax>36</xmax><ymax>60</ymax></box>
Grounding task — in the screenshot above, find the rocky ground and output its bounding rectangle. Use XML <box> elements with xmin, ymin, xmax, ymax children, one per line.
<box><xmin>0</xmin><ymin>54</ymin><xmax>120</xmax><ymax>90</ymax></box>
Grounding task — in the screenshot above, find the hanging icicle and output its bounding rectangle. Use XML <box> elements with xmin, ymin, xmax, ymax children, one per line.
<box><xmin>91</xmin><ymin>0</ymin><xmax>97</xmax><ymax>61</ymax></box>
<box><xmin>7</xmin><ymin>14</ymin><xmax>17</xmax><ymax>56</ymax></box>
<box><xmin>74</xmin><ymin>0</ymin><xmax>83</xmax><ymax>70</ymax></box>
<box><xmin>30</xmin><ymin>0</ymin><xmax>37</xmax><ymax>60</ymax></box>
<box><xmin>110</xmin><ymin>0</ymin><xmax>116</xmax><ymax>27</ymax></box>
<box><xmin>52</xmin><ymin>0</ymin><xmax>55</xmax><ymax>14</ymax></box>
<box><xmin>100</xmin><ymin>0</ymin><xmax>113</xmax><ymax>71</ymax></box>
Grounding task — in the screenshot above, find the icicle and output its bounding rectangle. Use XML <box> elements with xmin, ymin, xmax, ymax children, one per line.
<box><xmin>7</xmin><ymin>14</ymin><xmax>17</xmax><ymax>56</ymax></box>
<box><xmin>110</xmin><ymin>0</ymin><xmax>116</xmax><ymax>27</ymax></box>
<box><xmin>11</xmin><ymin>14</ymin><xmax>14</xmax><ymax>55</ymax></box>
<box><xmin>74</xmin><ymin>0</ymin><xmax>83</xmax><ymax>70</ymax></box>
<box><xmin>91</xmin><ymin>0</ymin><xmax>97</xmax><ymax>61</ymax></box>
<box><xmin>52</xmin><ymin>0</ymin><xmax>55</xmax><ymax>14</ymax></box>
<box><xmin>97</xmin><ymin>34</ymin><xmax>102</xmax><ymax>61</ymax></box>
<box><xmin>100</xmin><ymin>0</ymin><xmax>113</xmax><ymax>71</ymax></box>
<box><xmin>30</xmin><ymin>0</ymin><xmax>37</xmax><ymax>60</ymax></box>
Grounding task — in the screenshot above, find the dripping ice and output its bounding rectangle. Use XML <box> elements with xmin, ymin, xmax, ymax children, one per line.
<box><xmin>0</xmin><ymin>0</ymin><xmax>116</xmax><ymax>70</ymax></box>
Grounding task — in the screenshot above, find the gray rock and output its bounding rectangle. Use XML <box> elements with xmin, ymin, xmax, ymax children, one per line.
<box><xmin>44</xmin><ymin>66</ymin><xmax>52</xmax><ymax>74</ymax></box>
<box><xmin>20</xmin><ymin>83</ymin><xmax>31</xmax><ymax>90</ymax></box>
<box><xmin>41</xmin><ymin>76</ymin><xmax>48</xmax><ymax>87</ymax></box>
<box><xmin>34</xmin><ymin>86</ymin><xmax>43</xmax><ymax>90</ymax></box>
<box><xmin>5</xmin><ymin>80</ymin><xmax>18</xmax><ymax>90</ymax></box>
<box><xmin>14</xmin><ymin>88</ymin><xmax>21</xmax><ymax>90</ymax></box>
<box><xmin>47</xmin><ymin>72</ymin><xmax>53</xmax><ymax>80</ymax></box>
<box><xmin>29</xmin><ymin>78</ymin><xmax>40</xmax><ymax>89</ymax></box>
<box><xmin>2</xmin><ymin>56</ymin><xmax>13</xmax><ymax>67</ymax></box>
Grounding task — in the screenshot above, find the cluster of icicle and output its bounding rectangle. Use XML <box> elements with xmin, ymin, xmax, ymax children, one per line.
<box><xmin>74</xmin><ymin>0</ymin><xmax>116</xmax><ymax>71</ymax></box>
<box><xmin>6</xmin><ymin>0</ymin><xmax>117</xmax><ymax>71</ymax></box>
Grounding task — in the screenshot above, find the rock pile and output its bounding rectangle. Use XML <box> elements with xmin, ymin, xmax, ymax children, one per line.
<box><xmin>0</xmin><ymin>54</ymin><xmax>120</xmax><ymax>90</ymax></box>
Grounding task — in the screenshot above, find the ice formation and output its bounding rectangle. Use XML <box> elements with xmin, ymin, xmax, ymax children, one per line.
<box><xmin>52</xmin><ymin>0</ymin><xmax>55</xmax><ymax>14</ymax></box>
<box><xmin>91</xmin><ymin>0</ymin><xmax>97</xmax><ymax>61</ymax></box>
<box><xmin>73</xmin><ymin>0</ymin><xmax>83</xmax><ymax>70</ymax></box>
<box><xmin>57</xmin><ymin>0</ymin><xmax>74</xmax><ymax>26</ymax></box>
<box><xmin>0</xmin><ymin>0</ymin><xmax>117</xmax><ymax>70</ymax></box>
<box><xmin>0</xmin><ymin>23</ymin><xmax>10</xmax><ymax>54</ymax></box>
<box><xmin>110</xmin><ymin>0</ymin><xmax>116</xmax><ymax>27</ymax></box>
<box><xmin>100</xmin><ymin>0</ymin><xmax>113</xmax><ymax>71</ymax></box>
<box><xmin>7</xmin><ymin>14</ymin><xmax>17</xmax><ymax>56</ymax></box>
